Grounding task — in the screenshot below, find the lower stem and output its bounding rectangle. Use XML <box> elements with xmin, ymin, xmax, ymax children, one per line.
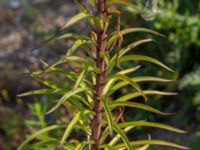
<box><xmin>91</xmin><ymin>1</ymin><xmax>107</xmax><ymax>149</ymax></box>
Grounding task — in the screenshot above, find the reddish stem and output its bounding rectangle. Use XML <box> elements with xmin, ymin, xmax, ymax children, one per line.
<box><xmin>91</xmin><ymin>0</ymin><xmax>108</xmax><ymax>149</ymax></box>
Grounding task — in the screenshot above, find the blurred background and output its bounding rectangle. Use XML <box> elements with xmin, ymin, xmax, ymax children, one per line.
<box><xmin>0</xmin><ymin>0</ymin><xmax>199</xmax><ymax>149</ymax></box>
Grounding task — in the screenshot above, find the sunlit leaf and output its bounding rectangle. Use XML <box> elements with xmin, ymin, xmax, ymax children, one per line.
<box><xmin>63</xmin><ymin>12</ymin><xmax>89</xmax><ymax>29</ymax></box>
<box><xmin>103</xmin><ymin>66</ymin><xmax>141</xmax><ymax>95</ymax></box>
<box><xmin>17</xmin><ymin>89</ymin><xmax>64</xmax><ymax>97</ymax></box>
<box><xmin>46</xmin><ymin>88</ymin><xmax>89</xmax><ymax>114</ymax></box>
<box><xmin>73</xmin><ymin>63</ymin><xmax>89</xmax><ymax>90</ymax></box>
<box><xmin>109</xmin><ymin>74</ymin><xmax>147</xmax><ymax>101</ymax></box>
<box><xmin>107</xmin><ymin>0</ymin><xmax>140</xmax><ymax>13</ymax></box>
<box><xmin>108</xmin><ymin>28</ymin><xmax>164</xmax><ymax>48</ymax></box>
<box><xmin>115</xmin><ymin>90</ymin><xmax>177</xmax><ymax>102</ymax></box>
<box><xmin>45</xmin><ymin>33</ymin><xmax>89</xmax><ymax>44</ymax></box>
<box><xmin>111</xmin><ymin>101</ymin><xmax>172</xmax><ymax>115</ymax></box>
<box><xmin>118</xmin><ymin>121</ymin><xmax>186</xmax><ymax>133</ymax></box>
<box><xmin>66</xmin><ymin>39</ymin><xmax>96</xmax><ymax>57</ymax></box>
<box><xmin>118</xmin><ymin>55</ymin><xmax>173</xmax><ymax>72</ymax></box>
<box><xmin>114</xmin><ymin>140</ymin><xmax>190</xmax><ymax>149</ymax></box>
<box><xmin>60</xmin><ymin>111</ymin><xmax>81</xmax><ymax>147</ymax></box>
<box><xmin>109</xmin><ymin>126</ymin><xmax>133</xmax><ymax>146</ymax></box>
<box><xmin>111</xmin><ymin>76</ymin><xmax>172</xmax><ymax>94</ymax></box>
<box><xmin>18</xmin><ymin>125</ymin><xmax>64</xmax><ymax>150</ymax></box>
<box><xmin>113</xmin><ymin>124</ymin><xmax>133</xmax><ymax>150</ymax></box>
<box><xmin>102</xmin><ymin>96</ymin><xmax>114</xmax><ymax>135</ymax></box>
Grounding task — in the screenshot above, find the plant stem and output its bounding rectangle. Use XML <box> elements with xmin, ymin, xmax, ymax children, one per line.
<box><xmin>91</xmin><ymin>0</ymin><xmax>108</xmax><ymax>149</ymax></box>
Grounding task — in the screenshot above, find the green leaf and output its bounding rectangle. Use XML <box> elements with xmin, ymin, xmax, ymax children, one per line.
<box><xmin>118</xmin><ymin>121</ymin><xmax>186</xmax><ymax>133</ymax></box>
<box><xmin>109</xmin><ymin>74</ymin><xmax>147</xmax><ymax>101</ymax></box>
<box><xmin>118</xmin><ymin>39</ymin><xmax>155</xmax><ymax>58</ymax></box>
<box><xmin>45</xmin><ymin>33</ymin><xmax>89</xmax><ymax>44</ymax></box>
<box><xmin>115</xmin><ymin>90</ymin><xmax>177</xmax><ymax>102</ymax></box>
<box><xmin>118</xmin><ymin>55</ymin><xmax>173</xmax><ymax>72</ymax></box>
<box><xmin>66</xmin><ymin>39</ymin><xmax>95</xmax><ymax>57</ymax></box>
<box><xmin>17</xmin><ymin>89</ymin><xmax>63</xmax><ymax>97</ymax></box>
<box><xmin>64</xmin><ymin>12</ymin><xmax>89</xmax><ymax>29</ymax></box>
<box><xmin>107</xmin><ymin>0</ymin><xmax>140</xmax><ymax>12</ymax></box>
<box><xmin>46</xmin><ymin>88</ymin><xmax>89</xmax><ymax>114</ymax></box>
<box><xmin>108</xmin><ymin>28</ymin><xmax>164</xmax><ymax>48</ymax></box>
<box><xmin>136</xmin><ymin>145</ymin><xmax>149</xmax><ymax>150</ymax></box>
<box><xmin>60</xmin><ymin>111</ymin><xmax>81</xmax><ymax>147</ymax></box>
<box><xmin>31</xmin><ymin>75</ymin><xmax>60</xmax><ymax>90</ymax></box>
<box><xmin>114</xmin><ymin>140</ymin><xmax>190</xmax><ymax>149</ymax></box>
<box><xmin>73</xmin><ymin>63</ymin><xmax>89</xmax><ymax>90</ymax></box>
<box><xmin>103</xmin><ymin>66</ymin><xmax>140</xmax><ymax>95</ymax></box>
<box><xmin>111</xmin><ymin>101</ymin><xmax>172</xmax><ymax>115</ymax></box>
<box><xmin>120</xmin><ymin>28</ymin><xmax>164</xmax><ymax>37</ymax></box>
<box><xmin>109</xmin><ymin>126</ymin><xmax>133</xmax><ymax>146</ymax></box>
<box><xmin>17</xmin><ymin>125</ymin><xmax>62</xmax><ymax>150</ymax></box>
<box><xmin>89</xmin><ymin>0</ymin><xmax>95</xmax><ymax>7</ymax></box>
<box><xmin>109</xmin><ymin>76</ymin><xmax>172</xmax><ymax>95</ymax></box>
<box><xmin>113</xmin><ymin>124</ymin><xmax>133</xmax><ymax>150</ymax></box>
<box><xmin>102</xmin><ymin>96</ymin><xmax>114</xmax><ymax>135</ymax></box>
<box><xmin>34</xmin><ymin>56</ymin><xmax>86</xmax><ymax>74</ymax></box>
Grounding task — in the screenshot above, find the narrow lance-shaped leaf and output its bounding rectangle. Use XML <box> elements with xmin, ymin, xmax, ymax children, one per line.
<box><xmin>63</xmin><ymin>12</ymin><xmax>89</xmax><ymax>29</ymax></box>
<box><xmin>102</xmin><ymin>96</ymin><xmax>114</xmax><ymax>135</ymax></box>
<box><xmin>109</xmin><ymin>126</ymin><xmax>133</xmax><ymax>146</ymax></box>
<box><xmin>114</xmin><ymin>140</ymin><xmax>190</xmax><ymax>150</ymax></box>
<box><xmin>60</xmin><ymin>111</ymin><xmax>81</xmax><ymax>147</ymax></box>
<box><xmin>73</xmin><ymin>63</ymin><xmax>89</xmax><ymax>90</ymax></box>
<box><xmin>103</xmin><ymin>66</ymin><xmax>141</xmax><ymax>95</ymax></box>
<box><xmin>66</xmin><ymin>39</ymin><xmax>96</xmax><ymax>57</ymax></box>
<box><xmin>35</xmin><ymin>56</ymin><xmax>86</xmax><ymax>75</ymax></box>
<box><xmin>118</xmin><ymin>39</ymin><xmax>155</xmax><ymax>58</ymax></box>
<box><xmin>118</xmin><ymin>55</ymin><xmax>174</xmax><ymax>72</ymax></box>
<box><xmin>115</xmin><ymin>90</ymin><xmax>177</xmax><ymax>102</ymax></box>
<box><xmin>109</xmin><ymin>74</ymin><xmax>147</xmax><ymax>101</ymax></box>
<box><xmin>17</xmin><ymin>125</ymin><xmax>64</xmax><ymax>150</ymax></box>
<box><xmin>111</xmin><ymin>101</ymin><xmax>173</xmax><ymax>115</ymax></box>
<box><xmin>107</xmin><ymin>0</ymin><xmax>140</xmax><ymax>13</ymax></box>
<box><xmin>118</xmin><ymin>121</ymin><xmax>186</xmax><ymax>133</ymax></box>
<box><xmin>17</xmin><ymin>89</ymin><xmax>64</xmax><ymax>97</ymax></box>
<box><xmin>110</xmin><ymin>76</ymin><xmax>173</xmax><ymax>95</ymax></box>
<box><xmin>111</xmin><ymin>39</ymin><xmax>155</xmax><ymax>64</ymax></box>
<box><xmin>46</xmin><ymin>88</ymin><xmax>89</xmax><ymax>114</ymax></box>
<box><xmin>113</xmin><ymin>124</ymin><xmax>133</xmax><ymax>150</ymax></box>
<box><xmin>45</xmin><ymin>33</ymin><xmax>89</xmax><ymax>44</ymax></box>
<box><xmin>107</xmin><ymin>28</ymin><xmax>164</xmax><ymax>48</ymax></box>
<box><xmin>31</xmin><ymin>75</ymin><xmax>60</xmax><ymax>90</ymax></box>
<box><xmin>136</xmin><ymin>144</ymin><xmax>149</xmax><ymax>150</ymax></box>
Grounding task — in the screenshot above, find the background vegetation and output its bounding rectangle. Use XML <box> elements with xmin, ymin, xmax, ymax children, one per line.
<box><xmin>0</xmin><ymin>0</ymin><xmax>199</xmax><ymax>149</ymax></box>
